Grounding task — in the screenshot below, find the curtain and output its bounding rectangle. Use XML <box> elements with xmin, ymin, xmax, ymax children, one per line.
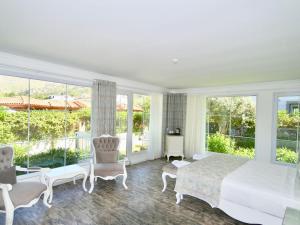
<box><xmin>184</xmin><ymin>95</ymin><xmax>206</xmax><ymax>158</ymax></box>
<box><xmin>161</xmin><ymin>93</ymin><xmax>187</xmax><ymax>155</ymax></box>
<box><xmin>91</xmin><ymin>79</ymin><xmax>116</xmax><ymax>137</ymax></box>
<box><xmin>148</xmin><ymin>94</ymin><xmax>163</xmax><ymax>160</ymax></box>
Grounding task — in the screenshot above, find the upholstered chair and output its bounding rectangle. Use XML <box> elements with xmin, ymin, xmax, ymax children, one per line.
<box><xmin>89</xmin><ymin>136</ymin><xmax>128</xmax><ymax>193</ymax></box>
<box><xmin>0</xmin><ymin>146</ymin><xmax>51</xmax><ymax>225</ymax></box>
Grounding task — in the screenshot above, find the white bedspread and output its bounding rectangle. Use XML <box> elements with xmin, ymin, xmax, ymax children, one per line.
<box><xmin>221</xmin><ymin>160</ymin><xmax>300</xmax><ymax>218</ymax></box>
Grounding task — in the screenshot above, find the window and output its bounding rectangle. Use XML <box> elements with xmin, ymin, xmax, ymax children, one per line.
<box><xmin>116</xmin><ymin>94</ymin><xmax>128</xmax><ymax>159</ymax></box>
<box><xmin>275</xmin><ymin>96</ymin><xmax>299</xmax><ymax>164</ymax></box>
<box><xmin>206</xmin><ymin>96</ymin><xmax>256</xmax><ymax>159</ymax></box>
<box><xmin>0</xmin><ymin>75</ymin><xmax>91</xmax><ymax>173</ymax></box>
<box><xmin>132</xmin><ymin>94</ymin><xmax>151</xmax><ymax>153</ymax></box>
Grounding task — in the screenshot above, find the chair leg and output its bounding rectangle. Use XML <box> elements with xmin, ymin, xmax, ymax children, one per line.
<box><xmin>89</xmin><ymin>174</ymin><xmax>95</xmax><ymax>194</ymax></box>
<box><xmin>5</xmin><ymin>208</ymin><xmax>14</xmax><ymax>225</ymax></box>
<box><xmin>43</xmin><ymin>190</ymin><xmax>52</xmax><ymax>208</ymax></box>
<box><xmin>122</xmin><ymin>174</ymin><xmax>128</xmax><ymax>190</ymax></box>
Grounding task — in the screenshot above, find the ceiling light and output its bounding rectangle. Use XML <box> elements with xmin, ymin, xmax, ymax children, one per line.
<box><xmin>172</xmin><ymin>58</ymin><xmax>179</xmax><ymax>64</ymax></box>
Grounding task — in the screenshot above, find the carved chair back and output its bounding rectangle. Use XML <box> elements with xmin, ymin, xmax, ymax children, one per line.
<box><xmin>0</xmin><ymin>146</ymin><xmax>13</xmax><ymax>171</ymax></box>
<box><xmin>0</xmin><ymin>146</ymin><xmax>17</xmax><ymax>186</ymax></box>
<box><xmin>92</xmin><ymin>136</ymin><xmax>120</xmax><ymax>163</ymax></box>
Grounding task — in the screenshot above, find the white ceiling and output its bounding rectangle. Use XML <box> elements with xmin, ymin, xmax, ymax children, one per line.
<box><xmin>0</xmin><ymin>0</ymin><xmax>299</xmax><ymax>88</ymax></box>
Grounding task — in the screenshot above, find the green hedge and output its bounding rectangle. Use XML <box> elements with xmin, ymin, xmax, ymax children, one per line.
<box><xmin>208</xmin><ymin>133</ymin><xmax>298</xmax><ymax>163</ymax></box>
<box><xmin>14</xmin><ymin>146</ymin><xmax>89</xmax><ymax>169</ymax></box>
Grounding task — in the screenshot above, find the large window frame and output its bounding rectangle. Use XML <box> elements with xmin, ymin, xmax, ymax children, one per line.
<box><xmin>0</xmin><ymin>74</ymin><xmax>92</xmax><ymax>172</ymax></box>
<box><xmin>272</xmin><ymin>92</ymin><xmax>300</xmax><ymax>166</ymax></box>
<box><xmin>205</xmin><ymin>94</ymin><xmax>257</xmax><ymax>159</ymax></box>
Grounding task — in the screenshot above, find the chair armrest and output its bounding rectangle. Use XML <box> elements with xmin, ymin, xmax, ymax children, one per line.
<box><xmin>0</xmin><ymin>183</ymin><xmax>12</xmax><ymax>191</ymax></box>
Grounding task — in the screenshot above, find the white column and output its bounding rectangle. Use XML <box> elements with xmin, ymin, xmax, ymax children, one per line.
<box><xmin>255</xmin><ymin>91</ymin><xmax>274</xmax><ymax>162</ymax></box>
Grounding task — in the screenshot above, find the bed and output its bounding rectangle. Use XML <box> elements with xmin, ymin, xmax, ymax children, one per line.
<box><xmin>174</xmin><ymin>153</ymin><xmax>300</xmax><ymax>225</ymax></box>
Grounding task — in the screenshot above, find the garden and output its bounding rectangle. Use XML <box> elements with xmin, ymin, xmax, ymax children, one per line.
<box><xmin>207</xmin><ymin>96</ymin><xmax>299</xmax><ymax>164</ymax></box>
<box><xmin>0</xmin><ymin>106</ymin><xmax>91</xmax><ymax>168</ymax></box>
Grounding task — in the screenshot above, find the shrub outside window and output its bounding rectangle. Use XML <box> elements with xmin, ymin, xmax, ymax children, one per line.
<box><xmin>275</xmin><ymin>96</ymin><xmax>299</xmax><ymax>164</ymax></box>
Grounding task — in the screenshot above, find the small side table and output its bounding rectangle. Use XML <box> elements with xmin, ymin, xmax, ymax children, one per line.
<box><xmin>45</xmin><ymin>164</ymin><xmax>88</xmax><ymax>203</ymax></box>
<box><xmin>165</xmin><ymin>135</ymin><xmax>184</xmax><ymax>162</ymax></box>
<box><xmin>283</xmin><ymin>207</ymin><xmax>300</xmax><ymax>225</ymax></box>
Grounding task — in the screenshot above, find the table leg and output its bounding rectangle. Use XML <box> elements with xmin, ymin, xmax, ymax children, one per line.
<box><xmin>82</xmin><ymin>172</ymin><xmax>87</xmax><ymax>192</ymax></box>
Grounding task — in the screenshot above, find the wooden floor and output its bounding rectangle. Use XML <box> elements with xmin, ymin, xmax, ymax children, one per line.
<box><xmin>0</xmin><ymin>159</ymin><xmax>248</xmax><ymax>225</ymax></box>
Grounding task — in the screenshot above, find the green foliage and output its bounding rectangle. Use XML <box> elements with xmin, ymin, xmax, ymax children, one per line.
<box><xmin>0</xmin><ymin>108</ymin><xmax>91</xmax><ymax>144</ymax></box>
<box><xmin>13</xmin><ymin>146</ymin><xmax>88</xmax><ymax>169</ymax></box>
<box><xmin>208</xmin><ymin>133</ymin><xmax>235</xmax><ymax>153</ymax></box>
<box><xmin>208</xmin><ymin>133</ymin><xmax>298</xmax><ymax>163</ymax></box>
<box><xmin>207</xmin><ymin>97</ymin><xmax>256</xmax><ymax>136</ymax></box>
<box><xmin>13</xmin><ymin>144</ymin><xmax>28</xmax><ymax>167</ymax></box>
<box><xmin>276</xmin><ymin>147</ymin><xmax>298</xmax><ymax>164</ymax></box>
<box><xmin>277</xmin><ymin>110</ymin><xmax>300</xmax><ymax>128</ymax></box>
<box><xmin>228</xmin><ymin>147</ymin><xmax>255</xmax><ymax>159</ymax></box>
<box><xmin>116</xmin><ymin>111</ymin><xmax>127</xmax><ymax>133</ymax></box>
<box><xmin>133</xmin><ymin>112</ymin><xmax>143</xmax><ymax>134</ymax></box>
<box><xmin>234</xmin><ymin>137</ymin><xmax>255</xmax><ymax>149</ymax></box>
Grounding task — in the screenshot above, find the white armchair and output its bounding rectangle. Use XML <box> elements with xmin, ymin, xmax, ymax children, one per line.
<box><xmin>0</xmin><ymin>146</ymin><xmax>51</xmax><ymax>225</ymax></box>
<box><xmin>89</xmin><ymin>136</ymin><xmax>128</xmax><ymax>193</ymax></box>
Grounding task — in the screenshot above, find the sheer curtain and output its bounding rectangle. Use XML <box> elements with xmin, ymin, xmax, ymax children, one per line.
<box><xmin>184</xmin><ymin>95</ymin><xmax>206</xmax><ymax>158</ymax></box>
<box><xmin>148</xmin><ymin>93</ymin><xmax>163</xmax><ymax>160</ymax></box>
<box><xmin>91</xmin><ymin>79</ymin><xmax>117</xmax><ymax>137</ymax></box>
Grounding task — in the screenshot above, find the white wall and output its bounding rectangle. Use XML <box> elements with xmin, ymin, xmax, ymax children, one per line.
<box><xmin>0</xmin><ymin>51</ymin><xmax>166</xmax><ymax>93</ymax></box>
<box><xmin>172</xmin><ymin>79</ymin><xmax>300</xmax><ymax>164</ymax></box>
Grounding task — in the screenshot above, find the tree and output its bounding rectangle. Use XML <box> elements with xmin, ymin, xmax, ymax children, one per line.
<box><xmin>207</xmin><ymin>97</ymin><xmax>256</xmax><ymax>137</ymax></box>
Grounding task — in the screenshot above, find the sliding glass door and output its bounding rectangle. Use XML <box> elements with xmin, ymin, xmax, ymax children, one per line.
<box><xmin>116</xmin><ymin>92</ymin><xmax>151</xmax><ymax>160</ymax></box>
<box><xmin>132</xmin><ymin>94</ymin><xmax>151</xmax><ymax>153</ymax></box>
<box><xmin>116</xmin><ymin>94</ymin><xmax>128</xmax><ymax>160</ymax></box>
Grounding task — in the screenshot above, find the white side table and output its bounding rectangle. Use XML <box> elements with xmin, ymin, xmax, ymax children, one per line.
<box><xmin>45</xmin><ymin>164</ymin><xmax>88</xmax><ymax>203</ymax></box>
<box><xmin>165</xmin><ymin>135</ymin><xmax>184</xmax><ymax>161</ymax></box>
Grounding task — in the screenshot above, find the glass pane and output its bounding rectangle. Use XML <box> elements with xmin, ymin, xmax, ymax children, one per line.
<box><xmin>207</xmin><ymin>115</ymin><xmax>230</xmax><ymax>136</ymax></box>
<box><xmin>206</xmin><ymin>96</ymin><xmax>256</xmax><ymax>159</ymax></box>
<box><xmin>65</xmin><ymin>85</ymin><xmax>91</xmax><ymax>164</ymax></box>
<box><xmin>0</xmin><ymin>75</ymin><xmax>30</xmax><ymax>173</ymax></box>
<box><xmin>132</xmin><ymin>94</ymin><xmax>151</xmax><ymax>153</ymax></box>
<box><xmin>276</xmin><ymin>96</ymin><xmax>300</xmax><ymax>164</ymax></box>
<box><xmin>116</xmin><ymin>94</ymin><xmax>128</xmax><ymax>160</ymax></box>
<box><xmin>28</xmin><ymin>80</ymin><xmax>66</xmax><ymax>168</ymax></box>
<box><xmin>207</xmin><ymin>97</ymin><xmax>232</xmax><ymax>116</ymax></box>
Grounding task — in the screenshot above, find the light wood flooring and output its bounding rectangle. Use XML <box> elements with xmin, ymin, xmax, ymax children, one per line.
<box><xmin>0</xmin><ymin>159</ymin><xmax>249</xmax><ymax>225</ymax></box>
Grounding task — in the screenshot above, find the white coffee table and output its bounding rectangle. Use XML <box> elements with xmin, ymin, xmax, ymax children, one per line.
<box><xmin>45</xmin><ymin>164</ymin><xmax>88</xmax><ymax>203</ymax></box>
